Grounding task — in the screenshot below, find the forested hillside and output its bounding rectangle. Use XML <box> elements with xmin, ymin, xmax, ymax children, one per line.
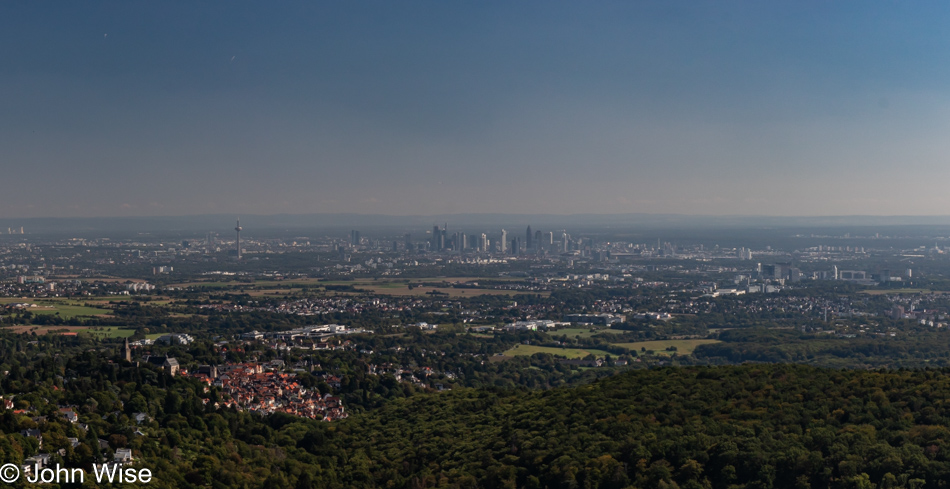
<box><xmin>7</xmin><ymin>361</ymin><xmax>948</xmax><ymax>488</ymax></box>
<box><xmin>308</xmin><ymin>365</ymin><xmax>950</xmax><ymax>489</ymax></box>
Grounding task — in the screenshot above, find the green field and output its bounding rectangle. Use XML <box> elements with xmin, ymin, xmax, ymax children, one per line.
<box><xmin>504</xmin><ymin>344</ymin><xmax>614</xmax><ymax>359</ymax></box>
<box><xmin>0</xmin><ymin>298</ymin><xmax>32</xmax><ymax>304</ymax></box>
<box><xmin>77</xmin><ymin>295</ymin><xmax>147</xmax><ymax>301</ymax></box>
<box><xmin>861</xmin><ymin>288</ymin><xmax>935</xmax><ymax>295</ymax></box>
<box><xmin>80</xmin><ymin>326</ymin><xmax>136</xmax><ymax>339</ymax></box>
<box><xmin>32</xmin><ymin>304</ymin><xmax>111</xmax><ymax>318</ymax></box>
<box><xmin>550</xmin><ymin>327</ymin><xmax>626</xmax><ymax>339</ymax></box>
<box><xmin>613</xmin><ymin>339</ymin><xmax>721</xmax><ymax>355</ymax></box>
<box><xmin>368</xmin><ymin>282</ymin><xmax>405</xmax><ymax>289</ymax></box>
<box><xmin>0</xmin><ymin>298</ymin><xmax>112</xmax><ymax>319</ymax></box>
<box><xmin>398</xmin><ymin>277</ymin><xmax>523</xmax><ymax>284</ymax></box>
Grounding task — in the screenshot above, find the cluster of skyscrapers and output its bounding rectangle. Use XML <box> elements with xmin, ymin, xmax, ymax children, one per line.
<box><xmin>426</xmin><ymin>225</ymin><xmax>561</xmax><ymax>255</ymax></box>
<box><xmin>343</xmin><ymin>225</ymin><xmax>588</xmax><ymax>255</ymax></box>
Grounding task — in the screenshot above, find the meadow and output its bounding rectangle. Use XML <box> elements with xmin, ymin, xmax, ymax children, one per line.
<box><xmin>0</xmin><ymin>298</ymin><xmax>112</xmax><ymax>318</ymax></box>
<box><xmin>79</xmin><ymin>326</ymin><xmax>136</xmax><ymax>339</ymax></box>
<box><xmin>550</xmin><ymin>327</ymin><xmax>626</xmax><ymax>338</ymax></box>
<box><xmin>612</xmin><ymin>339</ymin><xmax>721</xmax><ymax>355</ymax></box>
<box><xmin>503</xmin><ymin>344</ymin><xmax>614</xmax><ymax>359</ymax></box>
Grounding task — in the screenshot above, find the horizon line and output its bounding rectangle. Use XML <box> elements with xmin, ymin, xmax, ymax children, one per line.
<box><xmin>8</xmin><ymin>212</ymin><xmax>950</xmax><ymax>221</ymax></box>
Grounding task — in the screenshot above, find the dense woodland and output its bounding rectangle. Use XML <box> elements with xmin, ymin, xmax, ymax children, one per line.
<box><xmin>8</xmin><ymin>356</ymin><xmax>950</xmax><ymax>488</ymax></box>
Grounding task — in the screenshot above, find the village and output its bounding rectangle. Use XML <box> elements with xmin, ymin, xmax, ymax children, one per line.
<box><xmin>184</xmin><ymin>363</ymin><xmax>348</xmax><ymax>421</ymax></box>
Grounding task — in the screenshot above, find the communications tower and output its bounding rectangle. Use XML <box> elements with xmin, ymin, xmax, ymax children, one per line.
<box><xmin>235</xmin><ymin>219</ymin><xmax>243</xmax><ymax>260</ymax></box>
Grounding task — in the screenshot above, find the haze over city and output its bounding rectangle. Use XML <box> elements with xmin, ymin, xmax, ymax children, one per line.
<box><xmin>4</xmin><ymin>1</ymin><xmax>950</xmax><ymax>218</ymax></box>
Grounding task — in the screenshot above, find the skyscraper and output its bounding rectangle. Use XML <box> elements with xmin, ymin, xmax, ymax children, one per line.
<box><xmin>350</xmin><ymin>230</ymin><xmax>361</xmax><ymax>246</ymax></box>
<box><xmin>526</xmin><ymin>226</ymin><xmax>533</xmax><ymax>250</ymax></box>
<box><xmin>429</xmin><ymin>225</ymin><xmax>440</xmax><ymax>251</ymax></box>
<box><xmin>500</xmin><ymin>229</ymin><xmax>508</xmax><ymax>253</ymax></box>
<box><xmin>234</xmin><ymin>219</ymin><xmax>243</xmax><ymax>260</ymax></box>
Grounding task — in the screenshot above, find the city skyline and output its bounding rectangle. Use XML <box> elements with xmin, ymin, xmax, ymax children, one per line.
<box><xmin>4</xmin><ymin>2</ymin><xmax>950</xmax><ymax>218</ymax></box>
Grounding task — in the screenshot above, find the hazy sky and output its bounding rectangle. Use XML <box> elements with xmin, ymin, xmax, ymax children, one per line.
<box><xmin>3</xmin><ymin>1</ymin><xmax>950</xmax><ymax>218</ymax></box>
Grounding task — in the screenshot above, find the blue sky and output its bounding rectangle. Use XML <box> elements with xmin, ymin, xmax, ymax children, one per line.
<box><xmin>3</xmin><ymin>1</ymin><xmax>950</xmax><ymax>217</ymax></box>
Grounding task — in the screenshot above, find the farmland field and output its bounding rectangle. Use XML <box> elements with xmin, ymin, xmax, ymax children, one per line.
<box><xmin>0</xmin><ymin>325</ymin><xmax>134</xmax><ymax>338</ymax></box>
<box><xmin>612</xmin><ymin>339</ymin><xmax>721</xmax><ymax>355</ymax></box>
<box><xmin>31</xmin><ymin>303</ymin><xmax>112</xmax><ymax>318</ymax></box>
<box><xmin>550</xmin><ymin>327</ymin><xmax>626</xmax><ymax>338</ymax></box>
<box><xmin>2</xmin><ymin>325</ymin><xmax>90</xmax><ymax>335</ymax></box>
<box><xmin>80</xmin><ymin>326</ymin><xmax>136</xmax><ymax>339</ymax></box>
<box><xmin>0</xmin><ymin>298</ymin><xmax>112</xmax><ymax>318</ymax></box>
<box><xmin>503</xmin><ymin>344</ymin><xmax>614</xmax><ymax>358</ymax></box>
